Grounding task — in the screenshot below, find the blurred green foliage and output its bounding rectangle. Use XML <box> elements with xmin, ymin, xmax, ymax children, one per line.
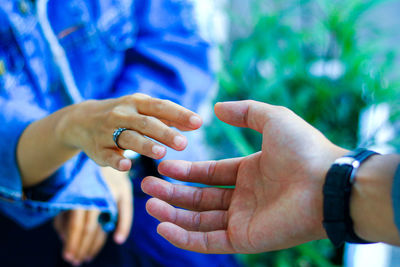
<box><xmin>205</xmin><ymin>0</ymin><xmax>400</xmax><ymax>266</ymax></box>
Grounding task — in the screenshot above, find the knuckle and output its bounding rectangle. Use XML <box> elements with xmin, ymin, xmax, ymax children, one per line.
<box><xmin>109</xmin><ymin>106</ymin><xmax>125</xmax><ymax>119</ymax></box>
<box><xmin>177</xmin><ymin>110</ymin><xmax>189</xmax><ymax>124</ymax></box>
<box><xmin>275</xmin><ymin>105</ymin><xmax>288</xmax><ymax>113</ymax></box>
<box><xmin>207</xmin><ymin>161</ymin><xmax>217</xmax><ymax>181</ymax></box>
<box><xmin>271</xmin><ymin>105</ymin><xmax>291</xmax><ymax>119</ymax></box>
<box><xmin>203</xmin><ymin>232</ymin><xmax>210</xmax><ymax>252</ymax></box>
<box><xmin>131</xmin><ymin>93</ymin><xmax>149</xmax><ymax>104</ymax></box>
<box><xmin>133</xmin><ymin>93</ymin><xmax>148</xmax><ymax>98</ymax></box>
<box><xmin>193</xmin><ymin>213</ymin><xmax>201</xmax><ymax>231</ymax></box>
<box><xmin>152</xmin><ymin>99</ymin><xmax>165</xmax><ymax>113</ymax></box>
<box><xmin>138</xmin><ymin>116</ymin><xmax>149</xmax><ymax>130</ymax></box>
<box><xmin>141</xmin><ymin>139</ymin><xmax>154</xmax><ymax>155</ymax></box>
<box><xmin>124</xmin><ymin>95</ymin><xmax>135</xmax><ymax>104</ymax></box>
<box><xmin>246</xmin><ymin>100</ymin><xmax>257</xmax><ymax>105</ymax></box>
<box><xmin>162</xmin><ymin>128</ymin><xmax>175</xmax><ymax>142</ymax></box>
<box><xmin>192</xmin><ymin>189</ymin><xmax>203</xmax><ymax>211</ymax></box>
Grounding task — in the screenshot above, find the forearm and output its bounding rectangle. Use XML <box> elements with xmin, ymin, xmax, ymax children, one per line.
<box><xmin>17</xmin><ymin>104</ymin><xmax>80</xmax><ymax>187</ymax></box>
<box><xmin>350</xmin><ymin>153</ymin><xmax>400</xmax><ymax>245</ymax></box>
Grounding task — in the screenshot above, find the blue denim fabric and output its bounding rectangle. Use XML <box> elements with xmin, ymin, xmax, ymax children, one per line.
<box><xmin>392</xmin><ymin>165</ymin><xmax>400</xmax><ymax>236</ymax></box>
<box><xmin>0</xmin><ymin>0</ymin><xmax>212</xmax><ymax>230</ymax></box>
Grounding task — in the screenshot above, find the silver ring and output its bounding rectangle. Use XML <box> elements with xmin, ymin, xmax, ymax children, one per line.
<box><xmin>113</xmin><ymin>128</ymin><xmax>128</xmax><ymax>149</ymax></box>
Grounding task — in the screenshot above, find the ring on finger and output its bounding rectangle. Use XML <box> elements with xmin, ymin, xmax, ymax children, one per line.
<box><xmin>113</xmin><ymin>128</ymin><xmax>128</xmax><ymax>150</ymax></box>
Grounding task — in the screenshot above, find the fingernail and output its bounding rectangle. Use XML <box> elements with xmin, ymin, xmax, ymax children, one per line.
<box><xmin>115</xmin><ymin>234</ymin><xmax>126</xmax><ymax>244</ymax></box>
<box><xmin>118</xmin><ymin>159</ymin><xmax>131</xmax><ymax>170</ymax></box>
<box><xmin>72</xmin><ymin>260</ymin><xmax>81</xmax><ymax>267</ymax></box>
<box><xmin>152</xmin><ymin>145</ymin><xmax>165</xmax><ymax>156</ymax></box>
<box><xmin>64</xmin><ymin>252</ymin><xmax>73</xmax><ymax>262</ymax></box>
<box><xmin>173</xmin><ymin>136</ymin><xmax>186</xmax><ymax>149</ymax></box>
<box><xmin>189</xmin><ymin>115</ymin><xmax>202</xmax><ymax>127</ymax></box>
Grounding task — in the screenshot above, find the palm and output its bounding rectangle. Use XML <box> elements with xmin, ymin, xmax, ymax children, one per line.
<box><xmin>227</xmin><ymin>152</ymin><xmax>322</xmax><ymax>253</ymax></box>
<box><xmin>226</xmin><ymin>111</ymin><xmax>335</xmax><ymax>252</ymax></box>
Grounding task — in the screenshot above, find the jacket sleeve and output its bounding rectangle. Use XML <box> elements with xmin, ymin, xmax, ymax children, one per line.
<box><xmin>0</xmin><ymin>2</ymin><xmax>118</xmax><ymax>230</ymax></box>
<box><xmin>0</xmin><ymin>92</ymin><xmax>117</xmax><ymax>229</ymax></box>
<box><xmin>0</xmin><ymin>36</ymin><xmax>117</xmax><ymax>229</ymax></box>
<box><xmin>112</xmin><ymin>0</ymin><xmax>214</xmax><ymax>112</ymax></box>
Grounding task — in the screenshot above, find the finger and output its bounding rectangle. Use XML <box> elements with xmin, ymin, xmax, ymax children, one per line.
<box><xmin>64</xmin><ymin>210</ymin><xmax>85</xmax><ymax>265</ymax></box>
<box><xmin>75</xmin><ymin>210</ymin><xmax>101</xmax><ymax>264</ymax></box>
<box><xmin>53</xmin><ymin>213</ymin><xmax>62</xmax><ymax>235</ymax></box>
<box><xmin>114</xmin><ymin>179</ymin><xmax>133</xmax><ymax>245</ymax></box>
<box><xmin>54</xmin><ymin>212</ymin><xmax>68</xmax><ymax>241</ymax></box>
<box><xmin>141</xmin><ymin>177</ymin><xmax>233</xmax><ymax>211</ymax></box>
<box><xmin>100</xmin><ymin>149</ymin><xmax>132</xmax><ymax>172</ymax></box>
<box><xmin>121</xmin><ymin>115</ymin><xmax>188</xmax><ymax>151</ymax></box>
<box><xmin>85</xmin><ymin>225</ymin><xmax>107</xmax><ymax>263</ymax></box>
<box><xmin>160</xmin><ymin>119</ymin><xmax>194</xmax><ymax>131</ymax></box>
<box><xmin>115</xmin><ymin>129</ymin><xmax>168</xmax><ymax>158</ymax></box>
<box><xmin>214</xmin><ymin>100</ymin><xmax>276</xmax><ymax>133</ymax></box>
<box><xmin>146</xmin><ymin>198</ymin><xmax>228</xmax><ymax>232</ymax></box>
<box><xmin>132</xmin><ymin>94</ymin><xmax>203</xmax><ymax>129</ymax></box>
<box><xmin>158</xmin><ymin>158</ymin><xmax>243</xmax><ymax>186</ymax></box>
<box><xmin>157</xmin><ymin>222</ymin><xmax>235</xmax><ymax>254</ymax></box>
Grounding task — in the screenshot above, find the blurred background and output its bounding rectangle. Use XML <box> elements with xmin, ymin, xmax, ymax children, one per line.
<box><xmin>192</xmin><ymin>0</ymin><xmax>400</xmax><ymax>266</ymax></box>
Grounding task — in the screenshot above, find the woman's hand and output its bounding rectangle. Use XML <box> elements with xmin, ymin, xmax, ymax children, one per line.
<box><xmin>58</xmin><ymin>93</ymin><xmax>203</xmax><ymax>172</ymax></box>
<box><xmin>18</xmin><ymin>93</ymin><xmax>203</xmax><ymax>187</ymax></box>
<box><xmin>54</xmin><ymin>167</ymin><xmax>133</xmax><ymax>266</ymax></box>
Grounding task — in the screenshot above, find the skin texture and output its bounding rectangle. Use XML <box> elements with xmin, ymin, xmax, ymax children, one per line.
<box><xmin>54</xmin><ymin>167</ymin><xmax>133</xmax><ymax>266</ymax></box>
<box><xmin>141</xmin><ymin>100</ymin><xmax>400</xmax><ymax>254</ymax></box>
<box><xmin>17</xmin><ymin>93</ymin><xmax>202</xmax><ymax>187</ymax></box>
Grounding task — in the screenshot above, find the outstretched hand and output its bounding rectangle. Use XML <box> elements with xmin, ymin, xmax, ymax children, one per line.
<box><xmin>60</xmin><ymin>93</ymin><xmax>202</xmax><ymax>172</ymax></box>
<box><xmin>141</xmin><ymin>101</ymin><xmax>347</xmax><ymax>254</ymax></box>
<box><xmin>18</xmin><ymin>93</ymin><xmax>203</xmax><ymax>187</ymax></box>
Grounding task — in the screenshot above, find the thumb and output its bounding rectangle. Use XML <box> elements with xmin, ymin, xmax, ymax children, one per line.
<box><xmin>214</xmin><ymin>100</ymin><xmax>273</xmax><ymax>133</ymax></box>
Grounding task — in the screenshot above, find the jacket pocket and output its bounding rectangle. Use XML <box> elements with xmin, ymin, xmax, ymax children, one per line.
<box><xmin>55</xmin><ymin>1</ymin><xmax>137</xmax><ymax>97</ymax></box>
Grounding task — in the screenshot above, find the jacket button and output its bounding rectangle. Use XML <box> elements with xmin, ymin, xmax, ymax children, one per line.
<box><xmin>18</xmin><ymin>0</ymin><xmax>30</xmax><ymax>15</ymax></box>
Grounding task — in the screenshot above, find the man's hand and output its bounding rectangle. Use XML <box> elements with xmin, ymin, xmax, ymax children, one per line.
<box><xmin>54</xmin><ymin>168</ymin><xmax>133</xmax><ymax>265</ymax></box>
<box><xmin>141</xmin><ymin>100</ymin><xmax>347</xmax><ymax>254</ymax></box>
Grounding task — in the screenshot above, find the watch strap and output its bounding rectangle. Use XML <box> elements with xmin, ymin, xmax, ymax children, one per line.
<box><xmin>323</xmin><ymin>148</ymin><xmax>379</xmax><ymax>247</ymax></box>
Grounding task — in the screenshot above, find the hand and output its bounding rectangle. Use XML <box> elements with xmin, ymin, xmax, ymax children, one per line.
<box><xmin>54</xmin><ymin>168</ymin><xmax>133</xmax><ymax>265</ymax></box>
<box><xmin>57</xmin><ymin>93</ymin><xmax>202</xmax><ymax>172</ymax></box>
<box><xmin>141</xmin><ymin>100</ymin><xmax>347</xmax><ymax>254</ymax></box>
<box><xmin>54</xmin><ymin>209</ymin><xmax>106</xmax><ymax>266</ymax></box>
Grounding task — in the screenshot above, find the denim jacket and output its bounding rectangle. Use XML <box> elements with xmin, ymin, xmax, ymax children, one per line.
<box><xmin>0</xmin><ymin>0</ymin><xmax>212</xmax><ymax>229</ymax></box>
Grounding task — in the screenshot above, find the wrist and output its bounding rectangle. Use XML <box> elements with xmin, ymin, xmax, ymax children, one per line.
<box><xmin>350</xmin><ymin>154</ymin><xmax>400</xmax><ymax>244</ymax></box>
<box><xmin>310</xmin><ymin>145</ymin><xmax>349</xmax><ymax>239</ymax></box>
<box><xmin>312</xmin><ymin>146</ymin><xmax>349</xmax><ymax>183</ymax></box>
<box><xmin>55</xmin><ymin>103</ymin><xmax>83</xmax><ymax>150</ymax></box>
